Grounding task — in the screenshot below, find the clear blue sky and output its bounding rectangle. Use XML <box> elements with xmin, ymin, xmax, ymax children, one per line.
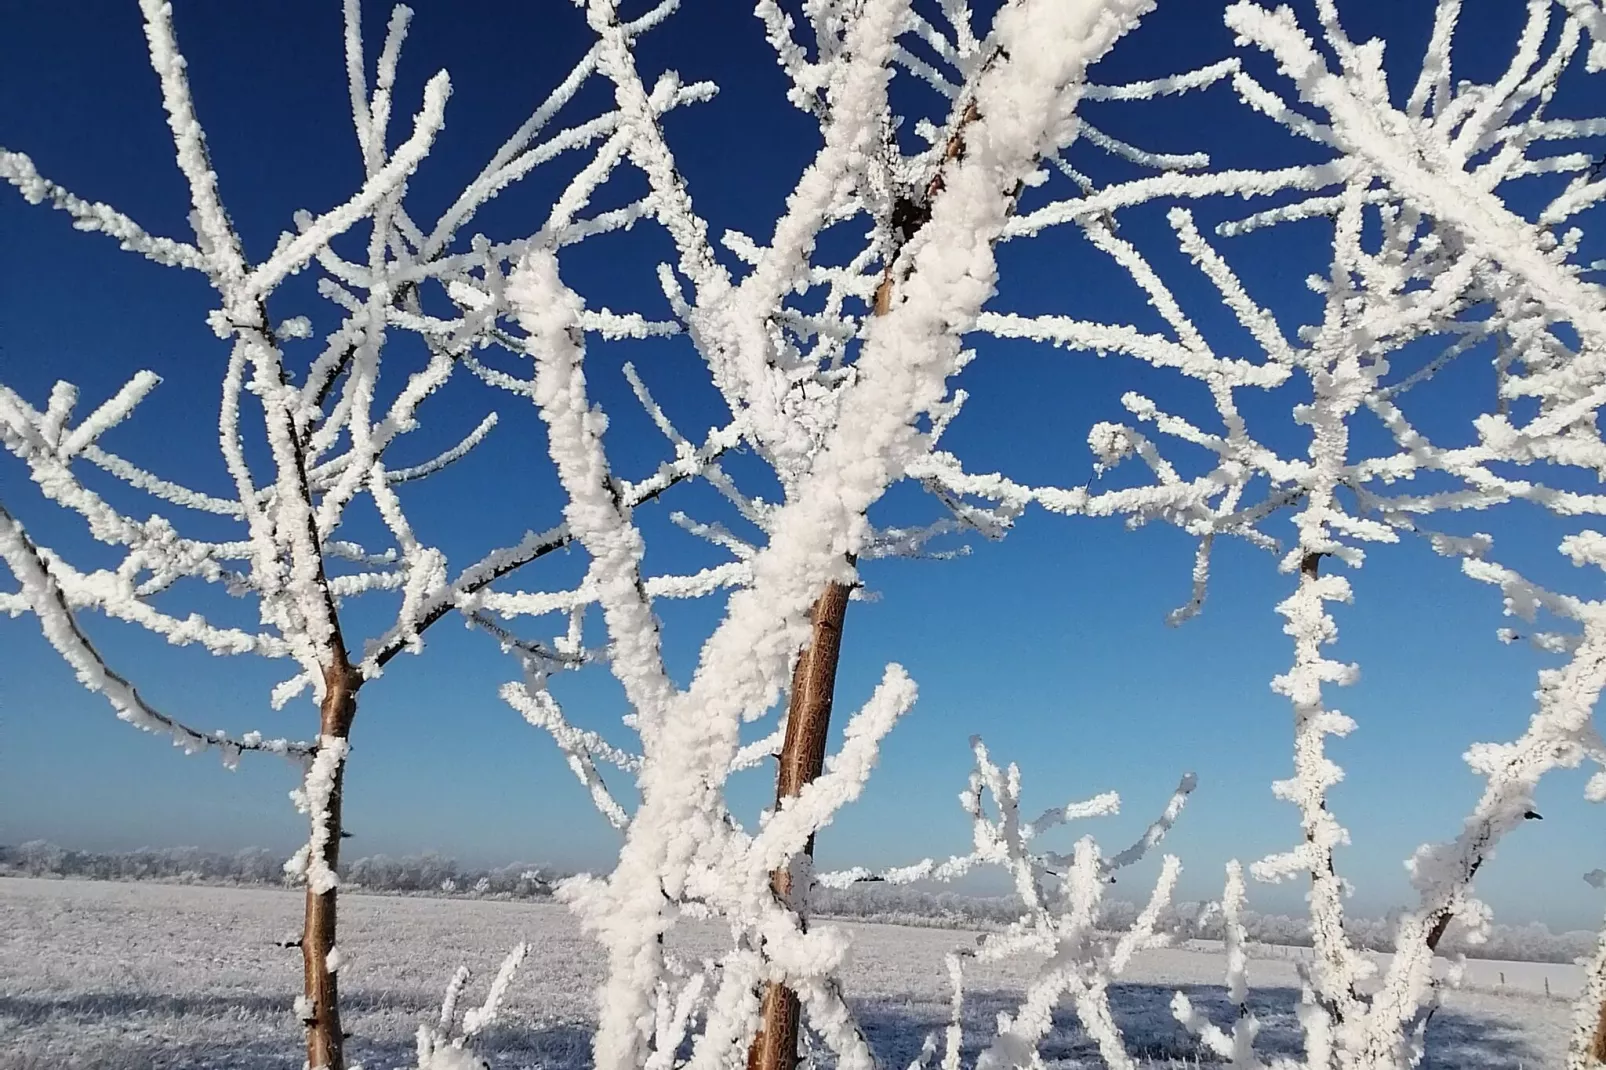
<box><xmin>2</xmin><ymin>0</ymin><xmax>1601</xmax><ymax>930</ymax></box>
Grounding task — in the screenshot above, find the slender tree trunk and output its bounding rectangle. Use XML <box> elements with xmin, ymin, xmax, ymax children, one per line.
<box><xmin>747</xmin><ymin>229</ymin><xmax>897</xmax><ymax>1070</ymax></box>
<box><xmin>304</xmin><ymin>662</ymin><xmax>358</xmax><ymax>1070</ymax></box>
<box><xmin>1591</xmin><ymin>993</ymin><xmax>1606</xmax><ymax>1062</ymax></box>
<box><xmin>747</xmin><ymin>580</ymin><xmax>852</xmax><ymax>1070</ymax></box>
<box><xmin>746</xmin><ymin>100</ymin><xmax>979</xmax><ymax>1070</ymax></box>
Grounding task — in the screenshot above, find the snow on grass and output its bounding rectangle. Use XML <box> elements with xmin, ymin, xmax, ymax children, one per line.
<box><xmin>0</xmin><ymin>878</ymin><xmax>1573</xmax><ymax>1069</ymax></box>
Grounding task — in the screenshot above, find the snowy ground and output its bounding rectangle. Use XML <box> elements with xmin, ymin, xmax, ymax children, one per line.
<box><xmin>0</xmin><ymin>877</ymin><xmax>1578</xmax><ymax>1069</ymax></box>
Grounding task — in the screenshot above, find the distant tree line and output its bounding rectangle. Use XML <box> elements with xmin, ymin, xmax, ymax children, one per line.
<box><xmin>5</xmin><ymin>840</ymin><xmax>1590</xmax><ymax>965</ymax></box>
<box><xmin>0</xmin><ymin>841</ymin><xmax>557</xmax><ymax>899</ymax></box>
<box><xmin>811</xmin><ymin>882</ymin><xmax>1599</xmax><ymax>966</ymax></box>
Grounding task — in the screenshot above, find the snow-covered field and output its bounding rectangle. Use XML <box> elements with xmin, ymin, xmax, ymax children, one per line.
<box><xmin>0</xmin><ymin>878</ymin><xmax>1578</xmax><ymax>1069</ymax></box>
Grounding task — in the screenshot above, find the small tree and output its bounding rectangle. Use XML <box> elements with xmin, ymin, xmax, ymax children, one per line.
<box><xmin>1021</xmin><ymin>1</ymin><xmax>1606</xmax><ymax>1065</ymax></box>
<box><xmin>0</xmin><ymin>1</ymin><xmax>711</xmax><ymax>1065</ymax></box>
<box><xmin>454</xmin><ymin>4</ymin><xmax>1223</xmax><ymax>1070</ymax></box>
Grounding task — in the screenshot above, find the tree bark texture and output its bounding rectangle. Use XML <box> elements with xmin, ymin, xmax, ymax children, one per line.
<box><xmin>746</xmin><ymin>96</ymin><xmax>979</xmax><ymax>1070</ymax></box>
<box><xmin>303</xmin><ymin>662</ymin><xmax>358</xmax><ymax>1070</ymax></box>
<box><xmin>746</xmin><ymin>581</ymin><xmax>852</xmax><ymax>1070</ymax></box>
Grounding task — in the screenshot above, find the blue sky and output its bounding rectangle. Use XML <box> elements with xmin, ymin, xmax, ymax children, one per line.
<box><xmin>2</xmin><ymin>0</ymin><xmax>1603</xmax><ymax>930</ymax></box>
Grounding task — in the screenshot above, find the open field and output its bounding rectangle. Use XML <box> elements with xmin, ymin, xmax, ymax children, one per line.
<box><xmin>0</xmin><ymin>877</ymin><xmax>1580</xmax><ymax>1069</ymax></box>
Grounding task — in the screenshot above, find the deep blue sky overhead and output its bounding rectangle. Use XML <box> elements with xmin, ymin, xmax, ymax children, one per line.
<box><xmin>2</xmin><ymin>0</ymin><xmax>1602</xmax><ymax>930</ymax></box>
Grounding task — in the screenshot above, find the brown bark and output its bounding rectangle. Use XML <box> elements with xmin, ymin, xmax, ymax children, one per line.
<box><xmin>1424</xmin><ymin>855</ymin><xmax>1485</xmax><ymax>954</ymax></box>
<box><xmin>1592</xmin><ymin>995</ymin><xmax>1606</xmax><ymax>1063</ymax></box>
<box><xmin>303</xmin><ymin>661</ymin><xmax>359</xmax><ymax>1070</ymax></box>
<box><xmin>747</xmin><ymin>580</ymin><xmax>852</xmax><ymax>1070</ymax></box>
<box><xmin>749</xmin><ymin>982</ymin><xmax>804</xmax><ymax>1070</ymax></box>
<box><xmin>746</xmin><ymin>92</ymin><xmax>985</xmax><ymax>1070</ymax></box>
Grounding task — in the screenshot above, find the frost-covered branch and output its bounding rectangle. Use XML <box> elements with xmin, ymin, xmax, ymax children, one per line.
<box><xmin>852</xmin><ymin>740</ymin><xmax>1194</xmax><ymax>1070</ymax></box>
<box><xmin>0</xmin><ymin>501</ymin><xmax>312</xmax><ymax>766</ymax></box>
<box><xmin>413</xmin><ymin>944</ymin><xmax>530</xmax><ymax>1070</ymax></box>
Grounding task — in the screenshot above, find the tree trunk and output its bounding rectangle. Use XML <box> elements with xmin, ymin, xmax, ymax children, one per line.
<box><xmin>747</xmin><ymin>580</ymin><xmax>852</xmax><ymax>1070</ymax></box>
<box><xmin>1591</xmin><ymin>996</ymin><xmax>1606</xmax><ymax>1063</ymax></box>
<box><xmin>303</xmin><ymin>663</ymin><xmax>358</xmax><ymax>1070</ymax></box>
<box><xmin>746</xmin><ymin>96</ymin><xmax>980</xmax><ymax>1070</ymax></box>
